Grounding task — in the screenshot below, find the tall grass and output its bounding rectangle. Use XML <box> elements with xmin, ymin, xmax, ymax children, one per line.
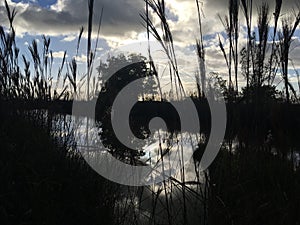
<box><xmin>0</xmin><ymin>1</ymin><xmax>122</xmax><ymax>225</ymax></box>
<box><xmin>218</xmin><ymin>0</ymin><xmax>240</xmax><ymax>93</ymax></box>
<box><xmin>1</xmin><ymin>0</ymin><xmax>300</xmax><ymax>225</ymax></box>
<box><xmin>278</xmin><ymin>9</ymin><xmax>300</xmax><ymax>103</ymax></box>
<box><xmin>140</xmin><ymin>1</ymin><xmax>210</xmax><ymax>225</ymax></box>
<box><xmin>139</xmin><ymin>0</ymin><xmax>300</xmax><ymax>225</ymax></box>
<box><xmin>141</xmin><ymin>0</ymin><xmax>186</xmax><ymax>100</ymax></box>
<box><xmin>0</xmin><ymin>0</ymin><xmax>87</xmax><ymax>102</ymax></box>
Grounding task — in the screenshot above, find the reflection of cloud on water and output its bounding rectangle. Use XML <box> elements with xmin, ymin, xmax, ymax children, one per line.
<box><xmin>70</xmin><ymin>115</ymin><xmax>203</xmax><ymax>184</ymax></box>
<box><xmin>52</xmin><ymin>114</ymin><xmax>207</xmax><ymax>224</ymax></box>
<box><xmin>140</xmin><ymin>130</ymin><xmax>201</xmax><ymax>183</ymax></box>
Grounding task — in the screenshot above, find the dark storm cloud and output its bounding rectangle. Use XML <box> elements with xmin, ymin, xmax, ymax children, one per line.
<box><xmin>0</xmin><ymin>0</ymin><xmax>146</xmax><ymax>37</ymax></box>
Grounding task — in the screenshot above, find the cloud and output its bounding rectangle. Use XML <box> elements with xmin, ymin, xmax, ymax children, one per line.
<box><xmin>75</xmin><ymin>54</ymin><xmax>88</xmax><ymax>63</ymax></box>
<box><xmin>50</xmin><ymin>0</ymin><xmax>65</xmax><ymax>12</ymax></box>
<box><xmin>1</xmin><ymin>0</ymin><xmax>145</xmax><ymax>40</ymax></box>
<box><xmin>2</xmin><ymin>0</ymin><xmax>300</xmax><ymax>91</ymax></box>
<box><xmin>1</xmin><ymin>0</ymin><xmax>300</xmax><ymax>49</ymax></box>
<box><xmin>61</xmin><ymin>35</ymin><xmax>77</xmax><ymax>42</ymax></box>
<box><xmin>201</xmin><ymin>0</ymin><xmax>300</xmax><ymax>18</ymax></box>
<box><xmin>52</xmin><ymin>51</ymin><xmax>67</xmax><ymax>59</ymax></box>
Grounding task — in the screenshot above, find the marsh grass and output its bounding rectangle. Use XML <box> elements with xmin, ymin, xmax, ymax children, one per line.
<box><xmin>140</xmin><ymin>0</ymin><xmax>300</xmax><ymax>225</ymax></box>
<box><xmin>1</xmin><ymin>0</ymin><xmax>300</xmax><ymax>225</ymax></box>
<box><xmin>0</xmin><ymin>1</ymin><xmax>120</xmax><ymax>225</ymax></box>
<box><xmin>0</xmin><ymin>92</ymin><xmax>121</xmax><ymax>225</ymax></box>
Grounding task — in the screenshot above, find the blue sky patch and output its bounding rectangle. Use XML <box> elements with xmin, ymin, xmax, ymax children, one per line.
<box><xmin>11</xmin><ymin>0</ymin><xmax>57</xmax><ymax>8</ymax></box>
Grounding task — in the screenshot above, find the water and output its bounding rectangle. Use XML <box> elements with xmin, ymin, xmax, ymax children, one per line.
<box><xmin>70</xmin><ymin>115</ymin><xmax>203</xmax><ymax>184</ymax></box>
<box><xmin>48</xmin><ymin>113</ymin><xmax>300</xmax><ymax>224</ymax></box>
<box><xmin>50</xmin><ymin>113</ymin><xmax>300</xmax><ymax>182</ymax></box>
<box><xmin>49</xmin><ymin>114</ymin><xmax>207</xmax><ymax>224</ymax></box>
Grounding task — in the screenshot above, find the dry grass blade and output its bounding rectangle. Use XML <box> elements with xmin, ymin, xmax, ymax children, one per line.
<box><xmin>55</xmin><ymin>51</ymin><xmax>67</xmax><ymax>92</ymax></box>
<box><xmin>68</xmin><ymin>58</ymin><xmax>77</xmax><ymax>94</ymax></box>
<box><xmin>93</xmin><ymin>7</ymin><xmax>104</xmax><ymax>56</ymax></box>
<box><xmin>142</xmin><ymin>0</ymin><xmax>185</xmax><ymax>99</ymax></box>
<box><xmin>4</xmin><ymin>0</ymin><xmax>17</xmax><ymax>29</ymax></box>
<box><xmin>256</xmin><ymin>3</ymin><xmax>270</xmax><ymax>86</ymax></box>
<box><xmin>268</xmin><ymin>0</ymin><xmax>282</xmax><ymax>84</ymax></box>
<box><xmin>218</xmin><ymin>34</ymin><xmax>229</xmax><ymax>69</ymax></box>
<box><xmin>240</xmin><ymin>0</ymin><xmax>253</xmax><ymax>91</ymax></box>
<box><xmin>278</xmin><ymin>6</ymin><xmax>300</xmax><ymax>102</ymax></box>
<box><xmin>76</xmin><ymin>26</ymin><xmax>84</xmax><ymax>57</ymax></box>
<box><xmin>195</xmin><ymin>0</ymin><xmax>206</xmax><ymax>96</ymax></box>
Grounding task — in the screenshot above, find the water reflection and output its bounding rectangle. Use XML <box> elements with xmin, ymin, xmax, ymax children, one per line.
<box><xmin>71</xmin><ymin>115</ymin><xmax>203</xmax><ymax>185</ymax></box>
<box><xmin>49</xmin><ymin>113</ymin><xmax>300</xmax><ymax>224</ymax></box>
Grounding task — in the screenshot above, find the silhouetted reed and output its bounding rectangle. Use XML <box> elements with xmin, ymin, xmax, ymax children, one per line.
<box><xmin>1</xmin><ymin>0</ymin><xmax>300</xmax><ymax>224</ymax></box>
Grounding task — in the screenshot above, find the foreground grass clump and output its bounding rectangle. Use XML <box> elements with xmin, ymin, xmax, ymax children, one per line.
<box><xmin>0</xmin><ymin>110</ymin><xmax>118</xmax><ymax>225</ymax></box>
<box><xmin>208</xmin><ymin>147</ymin><xmax>300</xmax><ymax>225</ymax></box>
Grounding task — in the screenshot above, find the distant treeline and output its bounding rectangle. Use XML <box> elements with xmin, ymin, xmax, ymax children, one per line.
<box><xmin>2</xmin><ymin>97</ymin><xmax>300</xmax><ymax>149</ymax></box>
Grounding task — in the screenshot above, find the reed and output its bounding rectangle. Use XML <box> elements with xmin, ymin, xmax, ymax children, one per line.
<box><xmin>1</xmin><ymin>0</ymin><xmax>300</xmax><ymax>224</ymax></box>
<box><xmin>278</xmin><ymin>8</ymin><xmax>300</xmax><ymax>103</ymax></box>
<box><xmin>218</xmin><ymin>0</ymin><xmax>240</xmax><ymax>95</ymax></box>
<box><xmin>268</xmin><ymin>0</ymin><xmax>282</xmax><ymax>84</ymax></box>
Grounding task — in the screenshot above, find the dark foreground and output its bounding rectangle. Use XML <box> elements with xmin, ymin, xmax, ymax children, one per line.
<box><xmin>0</xmin><ymin>100</ymin><xmax>300</xmax><ymax>225</ymax></box>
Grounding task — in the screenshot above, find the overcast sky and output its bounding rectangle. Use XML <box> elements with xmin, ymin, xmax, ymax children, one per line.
<box><xmin>1</xmin><ymin>0</ymin><xmax>300</xmax><ymax>92</ymax></box>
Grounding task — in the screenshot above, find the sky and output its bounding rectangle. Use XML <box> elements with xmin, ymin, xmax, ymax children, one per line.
<box><xmin>1</xmin><ymin>0</ymin><xmax>300</xmax><ymax>93</ymax></box>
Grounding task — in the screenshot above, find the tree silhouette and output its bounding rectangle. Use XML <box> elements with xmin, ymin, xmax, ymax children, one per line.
<box><xmin>95</xmin><ymin>55</ymin><xmax>158</xmax><ymax>161</ymax></box>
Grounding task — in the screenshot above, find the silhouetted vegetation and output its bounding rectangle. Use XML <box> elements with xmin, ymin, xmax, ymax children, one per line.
<box><xmin>1</xmin><ymin>0</ymin><xmax>300</xmax><ymax>224</ymax></box>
